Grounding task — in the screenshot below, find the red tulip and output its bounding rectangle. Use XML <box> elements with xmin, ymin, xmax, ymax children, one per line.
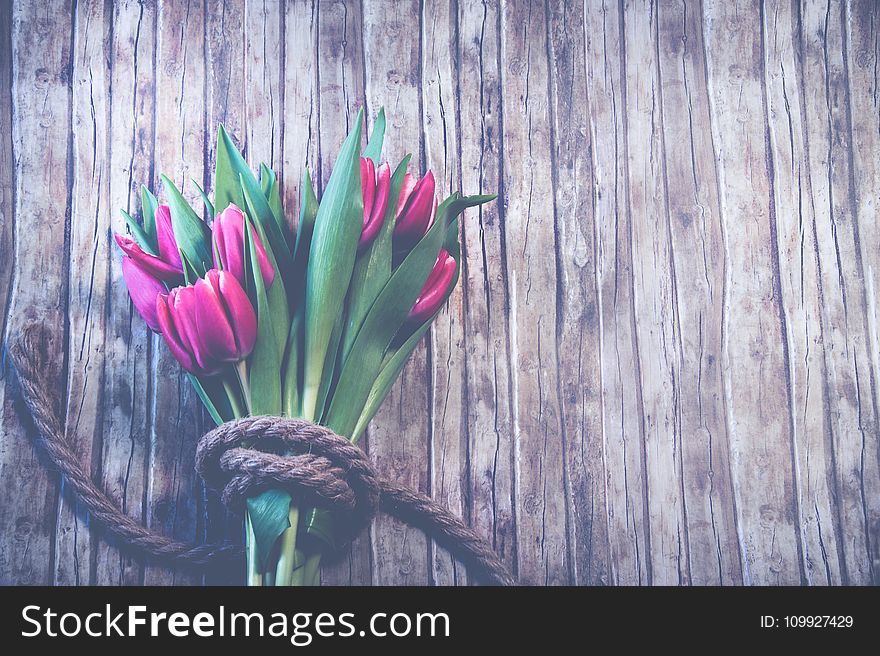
<box><xmin>406</xmin><ymin>248</ymin><xmax>456</xmax><ymax>328</ymax></box>
<box><xmin>156</xmin><ymin>269</ymin><xmax>257</xmax><ymax>375</ymax></box>
<box><xmin>212</xmin><ymin>203</ymin><xmax>275</xmax><ymax>288</ymax></box>
<box><xmin>121</xmin><ymin>257</ymin><xmax>165</xmax><ymax>332</ymax></box>
<box><xmin>114</xmin><ymin>205</ymin><xmax>183</xmax><ymax>283</ymax></box>
<box><xmin>359</xmin><ymin>158</ymin><xmax>392</xmax><ymax>249</ymax></box>
<box><xmin>394</xmin><ymin>170</ymin><xmax>437</xmax><ymax>249</ymax></box>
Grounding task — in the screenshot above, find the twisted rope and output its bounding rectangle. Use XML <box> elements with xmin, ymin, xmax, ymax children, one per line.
<box><xmin>9</xmin><ymin>324</ymin><xmax>514</xmax><ymax>586</ymax></box>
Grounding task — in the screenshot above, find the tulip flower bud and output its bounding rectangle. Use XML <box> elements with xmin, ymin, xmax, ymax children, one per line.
<box><xmin>406</xmin><ymin>248</ymin><xmax>456</xmax><ymax>328</ymax></box>
<box><xmin>359</xmin><ymin>158</ymin><xmax>392</xmax><ymax>249</ymax></box>
<box><xmin>212</xmin><ymin>203</ymin><xmax>275</xmax><ymax>288</ymax></box>
<box><xmin>121</xmin><ymin>257</ymin><xmax>166</xmax><ymax>332</ymax></box>
<box><xmin>394</xmin><ymin>170</ymin><xmax>437</xmax><ymax>250</ymax></box>
<box><xmin>114</xmin><ymin>205</ymin><xmax>184</xmax><ymax>283</ymax></box>
<box><xmin>156</xmin><ymin>269</ymin><xmax>257</xmax><ymax>375</ymax></box>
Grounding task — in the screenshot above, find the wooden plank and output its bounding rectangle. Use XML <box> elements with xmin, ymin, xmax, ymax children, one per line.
<box><xmin>97</xmin><ymin>0</ymin><xmax>159</xmax><ymax>586</ymax></box>
<box><xmin>55</xmin><ymin>0</ymin><xmax>112</xmax><ymax>586</ymax></box>
<box><xmin>281</xmin><ymin>0</ymin><xmax>320</xmax><ymax>232</ymax></box>
<box><xmin>655</xmin><ymin>0</ymin><xmax>742</xmax><ymax>585</ymax></box>
<box><xmin>545</xmin><ymin>0</ymin><xmax>612</xmax><ymax>585</ymax></box>
<box><xmin>422</xmin><ymin>0</ymin><xmax>467</xmax><ymax>586</ymax></box>
<box><xmin>0</xmin><ymin>0</ymin><xmax>72</xmax><ymax>585</ymax></box>
<box><xmin>702</xmin><ymin>0</ymin><xmax>802</xmax><ymax>585</ymax></box>
<box><xmin>244</xmin><ymin>0</ymin><xmax>283</xmax><ymax>170</ymax></box>
<box><xmin>456</xmin><ymin>0</ymin><xmax>517</xmax><ymax>579</ymax></box>
<box><xmin>316</xmin><ymin>0</ymin><xmax>371</xmax><ymax>586</ymax></box>
<box><xmin>499</xmin><ymin>0</ymin><xmax>568</xmax><ymax>585</ymax></box>
<box><xmin>760</xmin><ymin>0</ymin><xmax>843</xmax><ymax>585</ymax></box>
<box><xmin>144</xmin><ymin>0</ymin><xmax>207</xmax><ymax>586</ymax></box>
<box><xmin>0</xmin><ymin>0</ymin><xmax>14</xmax><ymax>338</ymax></box>
<box><xmin>797</xmin><ymin>0</ymin><xmax>878</xmax><ymax>585</ymax></box>
<box><xmin>361</xmin><ymin>0</ymin><xmax>431</xmax><ymax>586</ymax></box>
<box><xmin>583</xmin><ymin>0</ymin><xmax>650</xmax><ymax>585</ymax></box>
<box><xmin>620</xmin><ymin>0</ymin><xmax>689</xmax><ymax>586</ymax></box>
<box><xmin>845</xmin><ymin>0</ymin><xmax>880</xmax><ymax>583</ymax></box>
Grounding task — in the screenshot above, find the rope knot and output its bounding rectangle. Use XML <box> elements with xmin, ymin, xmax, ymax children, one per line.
<box><xmin>195</xmin><ymin>417</ymin><xmax>381</xmax><ymax>542</ymax></box>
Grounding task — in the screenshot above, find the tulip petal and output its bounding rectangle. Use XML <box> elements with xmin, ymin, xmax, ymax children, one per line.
<box><xmin>155</xmin><ymin>204</ymin><xmax>183</xmax><ymax>270</ymax></box>
<box><xmin>394</xmin><ymin>170</ymin><xmax>435</xmax><ymax>247</ymax></box>
<box><xmin>217</xmin><ymin>269</ymin><xmax>257</xmax><ymax>357</ymax></box>
<box><xmin>156</xmin><ymin>292</ymin><xmax>196</xmax><ymax>373</ymax></box>
<box><xmin>360</xmin><ymin>157</ymin><xmax>376</xmax><ymax>225</ymax></box>
<box><xmin>194</xmin><ymin>270</ymin><xmax>239</xmax><ymax>363</ymax></box>
<box><xmin>122</xmin><ymin>257</ymin><xmax>165</xmax><ymax>332</ymax></box>
<box><xmin>408</xmin><ymin>249</ymin><xmax>455</xmax><ymax>325</ymax></box>
<box><xmin>212</xmin><ymin>204</ymin><xmax>275</xmax><ymax>288</ymax></box>
<box><xmin>115</xmin><ymin>233</ymin><xmax>184</xmax><ymax>282</ymax></box>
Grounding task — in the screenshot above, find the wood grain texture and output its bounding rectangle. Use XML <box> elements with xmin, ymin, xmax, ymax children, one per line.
<box><xmin>0</xmin><ymin>0</ymin><xmax>878</xmax><ymax>586</ymax></box>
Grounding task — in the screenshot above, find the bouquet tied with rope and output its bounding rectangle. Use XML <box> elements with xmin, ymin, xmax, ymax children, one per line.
<box><xmin>110</xmin><ymin>108</ymin><xmax>498</xmax><ymax>586</ymax></box>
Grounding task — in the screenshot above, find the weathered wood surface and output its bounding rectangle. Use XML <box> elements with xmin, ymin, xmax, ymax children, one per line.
<box><xmin>1</xmin><ymin>0</ymin><xmax>878</xmax><ymax>586</ymax></box>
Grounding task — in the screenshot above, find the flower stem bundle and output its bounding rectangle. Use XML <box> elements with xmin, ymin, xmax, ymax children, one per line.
<box><xmin>116</xmin><ymin>108</ymin><xmax>495</xmax><ymax>585</ymax></box>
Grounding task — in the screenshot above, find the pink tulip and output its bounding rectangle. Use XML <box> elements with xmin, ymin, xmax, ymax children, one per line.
<box><xmin>121</xmin><ymin>257</ymin><xmax>166</xmax><ymax>332</ymax></box>
<box><xmin>359</xmin><ymin>158</ymin><xmax>392</xmax><ymax>249</ymax></box>
<box><xmin>406</xmin><ymin>249</ymin><xmax>456</xmax><ymax>328</ymax></box>
<box><xmin>114</xmin><ymin>205</ymin><xmax>183</xmax><ymax>283</ymax></box>
<box><xmin>212</xmin><ymin>204</ymin><xmax>275</xmax><ymax>288</ymax></box>
<box><xmin>394</xmin><ymin>170</ymin><xmax>437</xmax><ymax>249</ymax></box>
<box><xmin>156</xmin><ymin>269</ymin><xmax>257</xmax><ymax>375</ymax></box>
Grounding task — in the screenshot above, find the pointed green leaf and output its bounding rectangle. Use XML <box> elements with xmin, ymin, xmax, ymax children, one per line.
<box><xmin>290</xmin><ymin>169</ymin><xmax>319</xmax><ymax>308</ymax></box>
<box><xmin>260</xmin><ymin>162</ymin><xmax>275</xmax><ymax>197</ymax></box>
<box><xmin>140</xmin><ymin>185</ymin><xmax>159</xmax><ymax>252</ymax></box>
<box><xmin>193</xmin><ymin>179</ymin><xmax>215</xmax><ymax>219</ymax></box>
<box><xmin>120</xmin><ymin>209</ymin><xmax>157</xmax><ymax>256</ymax></box>
<box><xmin>363</xmin><ymin>107</ymin><xmax>385</xmax><ymax>163</ymax></box>
<box><xmin>301</xmin><ymin>110</ymin><xmax>364</xmax><ymax>420</ymax></box>
<box><xmin>214</xmin><ymin>124</ymin><xmax>250</xmax><ymax>214</ymax></box>
<box><xmin>247</xmin><ymin>489</ymin><xmax>292</xmax><ymax>570</ymax></box>
<box><xmin>245</xmin><ymin>220</ymin><xmax>282</xmax><ymax>416</ymax></box>
<box><xmin>315</xmin><ymin>311</ymin><xmax>343</xmax><ymax>422</ymax></box>
<box><xmin>240</xmin><ymin>171</ymin><xmax>293</xmax><ymax>281</ymax></box>
<box><xmin>160</xmin><ymin>174</ymin><xmax>213</xmax><ymax>276</ymax></box>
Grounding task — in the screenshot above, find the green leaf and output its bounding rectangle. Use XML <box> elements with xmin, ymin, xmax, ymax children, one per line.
<box><xmin>242</xmin><ymin>175</ymin><xmax>290</xmax><ymax>357</ymax></box>
<box><xmin>260</xmin><ymin>162</ymin><xmax>275</xmax><ymax>197</ymax></box>
<box><xmin>350</xmin><ymin>220</ymin><xmax>463</xmax><ymax>443</ymax></box>
<box><xmin>363</xmin><ymin>107</ymin><xmax>385</xmax><ymax>163</ymax></box>
<box><xmin>325</xmin><ymin>194</ymin><xmax>493</xmax><ymax>438</ymax></box>
<box><xmin>214</xmin><ymin>124</ymin><xmax>249</xmax><ymax>214</ymax></box>
<box><xmin>301</xmin><ymin>110</ymin><xmax>364</xmax><ymax>421</ymax></box>
<box><xmin>247</xmin><ymin>489</ymin><xmax>292</xmax><ymax>570</ymax></box>
<box><xmin>240</xmin><ymin>171</ymin><xmax>293</xmax><ymax>282</ymax></box>
<box><xmin>120</xmin><ymin>209</ymin><xmax>157</xmax><ymax>256</ymax></box>
<box><xmin>339</xmin><ymin>155</ymin><xmax>411</xmax><ymax>363</ymax></box>
<box><xmin>193</xmin><ymin>180</ymin><xmax>215</xmax><ymax>219</ymax></box>
<box><xmin>160</xmin><ymin>174</ymin><xmax>213</xmax><ymax>276</ymax></box>
<box><xmin>140</xmin><ymin>185</ymin><xmax>159</xmax><ymax>252</ymax></box>
<box><xmin>245</xmin><ymin>219</ymin><xmax>282</xmax><ymax>416</ymax></box>
<box><xmin>188</xmin><ymin>374</ymin><xmax>226</xmax><ymax>426</ymax></box>
<box><xmin>315</xmin><ymin>311</ymin><xmax>343</xmax><ymax>422</ymax></box>
<box><xmin>282</xmin><ymin>307</ymin><xmax>303</xmax><ymax>418</ymax></box>
<box><xmin>263</xmin><ymin>167</ymin><xmax>285</xmax><ymax>234</ymax></box>
<box><xmin>290</xmin><ymin>169</ymin><xmax>319</xmax><ymax>308</ymax></box>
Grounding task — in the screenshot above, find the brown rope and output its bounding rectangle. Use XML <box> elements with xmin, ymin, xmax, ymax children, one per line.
<box><xmin>9</xmin><ymin>324</ymin><xmax>514</xmax><ymax>586</ymax></box>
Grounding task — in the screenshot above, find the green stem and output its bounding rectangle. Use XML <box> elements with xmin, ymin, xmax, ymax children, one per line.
<box><xmin>273</xmin><ymin>506</ymin><xmax>300</xmax><ymax>585</ymax></box>
<box><xmin>222</xmin><ymin>378</ymin><xmax>245</xmax><ymax>418</ymax></box>
<box><xmin>245</xmin><ymin>512</ymin><xmax>262</xmax><ymax>587</ymax></box>
<box><xmin>234</xmin><ymin>360</ymin><xmax>252</xmax><ymax>413</ymax></box>
<box><xmin>302</xmin><ymin>552</ymin><xmax>322</xmax><ymax>586</ymax></box>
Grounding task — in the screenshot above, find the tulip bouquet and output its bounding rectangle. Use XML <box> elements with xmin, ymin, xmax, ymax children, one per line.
<box><xmin>115</xmin><ymin>109</ymin><xmax>494</xmax><ymax>586</ymax></box>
